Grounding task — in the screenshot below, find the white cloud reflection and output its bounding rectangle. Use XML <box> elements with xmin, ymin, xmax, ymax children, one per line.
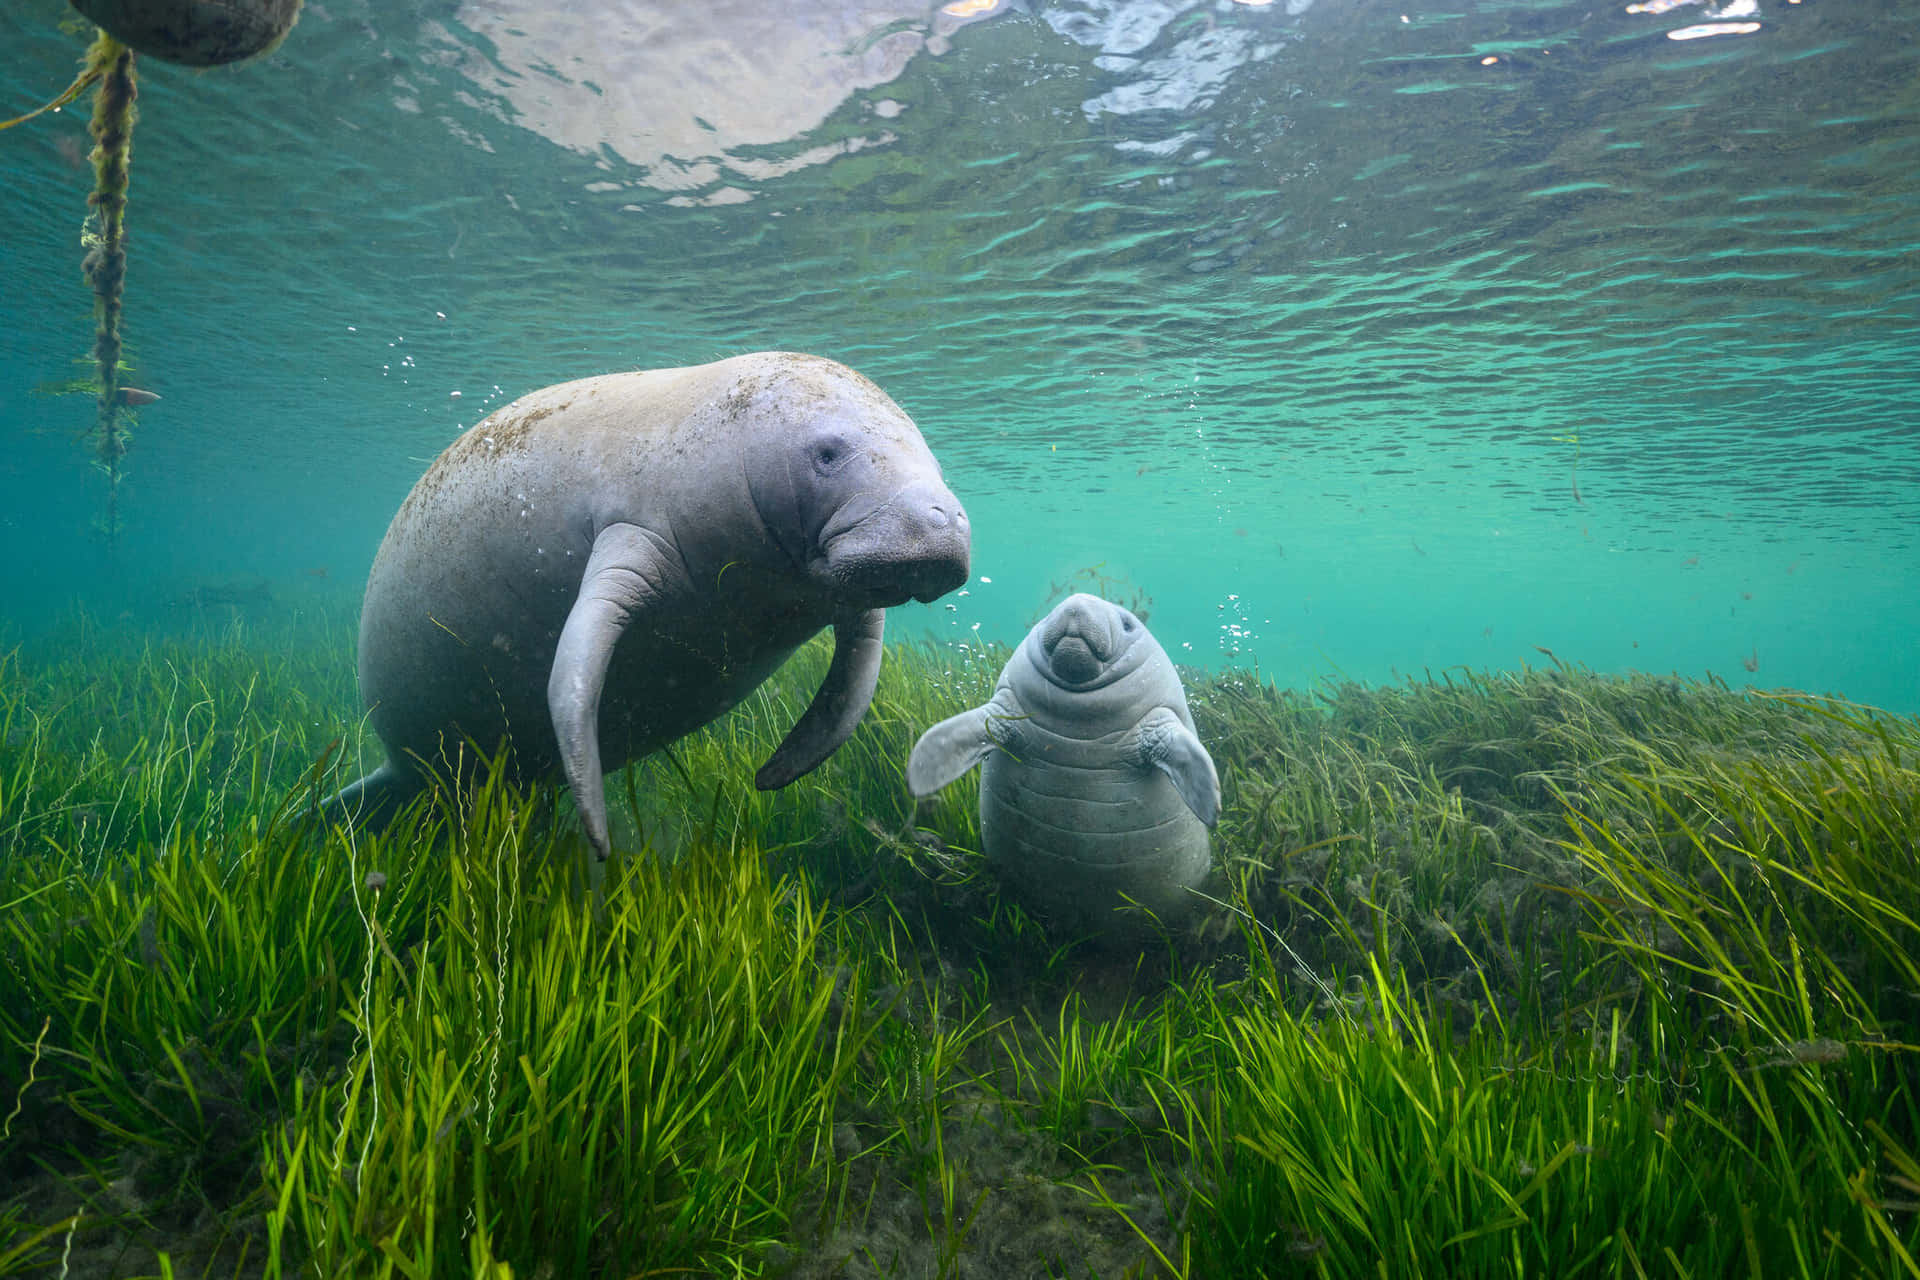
<box><xmin>445</xmin><ymin>0</ymin><xmax>996</xmax><ymax>192</ymax></box>
<box><xmin>1040</xmin><ymin>1</ymin><xmax>1299</xmax><ymax>128</ymax></box>
<box><xmin>439</xmin><ymin>0</ymin><xmax>1308</xmax><ymax>194</ymax></box>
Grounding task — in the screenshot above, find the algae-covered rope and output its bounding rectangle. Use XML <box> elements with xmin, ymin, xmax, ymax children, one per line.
<box><xmin>81</xmin><ymin>32</ymin><xmax>137</xmax><ymax>545</ymax></box>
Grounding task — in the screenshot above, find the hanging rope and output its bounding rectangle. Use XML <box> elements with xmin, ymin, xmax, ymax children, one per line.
<box><xmin>81</xmin><ymin>33</ymin><xmax>137</xmax><ymax>545</ymax></box>
<box><xmin>11</xmin><ymin>5</ymin><xmax>306</xmax><ymax>544</ymax></box>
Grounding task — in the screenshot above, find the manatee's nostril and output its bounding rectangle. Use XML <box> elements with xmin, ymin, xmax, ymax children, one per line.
<box><xmin>927</xmin><ymin>500</ymin><xmax>968</xmax><ymax>533</ymax></box>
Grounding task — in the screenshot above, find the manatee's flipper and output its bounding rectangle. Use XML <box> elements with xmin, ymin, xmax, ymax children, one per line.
<box><xmin>906</xmin><ymin>688</ymin><xmax>1027</xmax><ymax>796</ymax></box>
<box><xmin>549</xmin><ymin>522</ymin><xmax>676</xmax><ymax>861</ymax></box>
<box><xmin>317</xmin><ymin>761</ymin><xmax>424</xmax><ymax>833</ymax></box>
<box><xmin>1128</xmin><ymin>708</ymin><xmax>1222</xmax><ymax>825</ymax></box>
<box><xmin>757</xmin><ymin>606</ymin><xmax>886</xmax><ymax>790</ymax></box>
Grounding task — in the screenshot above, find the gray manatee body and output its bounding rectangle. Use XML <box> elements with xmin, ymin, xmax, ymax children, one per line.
<box><xmin>325</xmin><ymin>352</ymin><xmax>971</xmax><ymax>859</ymax></box>
<box><xmin>907</xmin><ymin>594</ymin><xmax>1219</xmax><ymax>925</ymax></box>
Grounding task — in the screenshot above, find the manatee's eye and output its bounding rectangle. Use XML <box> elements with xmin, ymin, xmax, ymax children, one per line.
<box><xmin>1122</xmin><ymin>616</ymin><xmax>1136</xmax><ymax>632</ymax></box>
<box><xmin>812</xmin><ymin>433</ymin><xmax>853</xmax><ymax>474</ymax></box>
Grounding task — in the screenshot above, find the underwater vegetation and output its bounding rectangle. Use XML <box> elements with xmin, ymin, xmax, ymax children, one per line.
<box><xmin>2</xmin><ymin>604</ymin><xmax>1918</xmax><ymax>1277</ymax></box>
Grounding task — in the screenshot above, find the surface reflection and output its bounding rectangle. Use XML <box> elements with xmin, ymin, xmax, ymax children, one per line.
<box><xmin>444</xmin><ymin>0</ymin><xmax>1009</xmax><ymax>189</ymax></box>
<box><xmin>438</xmin><ymin>0</ymin><xmax>1316</xmax><ymax>192</ymax></box>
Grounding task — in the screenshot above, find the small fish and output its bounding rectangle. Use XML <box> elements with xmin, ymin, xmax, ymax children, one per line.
<box><xmin>117</xmin><ymin>387</ymin><xmax>161</xmax><ymax>407</ymax></box>
<box><xmin>1624</xmin><ymin>0</ymin><xmax>1703</xmax><ymax>13</ymax></box>
<box><xmin>1683</xmin><ymin>556</ymin><xmax>1699</xmax><ymax>566</ymax></box>
<box><xmin>1741</xmin><ymin>647</ymin><xmax>1759</xmax><ymax>673</ymax></box>
<box><xmin>304</xmin><ymin>567</ymin><xmax>329</xmax><ymax>578</ymax></box>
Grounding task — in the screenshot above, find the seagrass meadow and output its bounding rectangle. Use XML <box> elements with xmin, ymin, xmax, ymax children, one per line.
<box><xmin>1</xmin><ymin>600</ymin><xmax>1917</xmax><ymax>1278</ymax></box>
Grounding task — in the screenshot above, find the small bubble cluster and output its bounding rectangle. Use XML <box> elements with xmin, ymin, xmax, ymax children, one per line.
<box><xmin>1217</xmin><ymin>591</ymin><xmax>1260</xmax><ymax>659</ymax></box>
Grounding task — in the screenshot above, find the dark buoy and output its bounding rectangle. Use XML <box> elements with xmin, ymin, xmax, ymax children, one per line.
<box><xmin>67</xmin><ymin>0</ymin><xmax>302</xmax><ymax>67</ymax></box>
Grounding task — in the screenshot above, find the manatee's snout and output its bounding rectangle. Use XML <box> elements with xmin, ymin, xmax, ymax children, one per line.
<box><xmin>828</xmin><ymin>482</ymin><xmax>971</xmax><ymax>606</ymax></box>
<box><xmin>1042</xmin><ymin>594</ymin><xmax>1117</xmax><ymax>684</ymax></box>
<box><xmin>905</xmin><ymin>492</ymin><xmax>971</xmax><ymax>602</ymax></box>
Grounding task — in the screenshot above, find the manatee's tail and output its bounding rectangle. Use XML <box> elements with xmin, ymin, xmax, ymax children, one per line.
<box><xmin>316</xmin><ymin>761</ymin><xmax>424</xmax><ymax>835</ymax></box>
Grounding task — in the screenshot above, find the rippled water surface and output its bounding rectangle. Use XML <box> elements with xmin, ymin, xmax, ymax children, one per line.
<box><xmin>2</xmin><ymin>0</ymin><xmax>1915</xmax><ymax>706</ymax></box>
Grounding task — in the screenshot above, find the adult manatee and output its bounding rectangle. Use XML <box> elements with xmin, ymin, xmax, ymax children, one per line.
<box><xmin>906</xmin><ymin>593</ymin><xmax>1219</xmax><ymax>925</ymax></box>
<box><xmin>325</xmin><ymin>352</ymin><xmax>971</xmax><ymax>859</ymax></box>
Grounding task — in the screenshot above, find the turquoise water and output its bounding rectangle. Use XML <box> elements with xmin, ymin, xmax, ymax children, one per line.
<box><xmin>2</xmin><ymin>0</ymin><xmax>1916</xmax><ymax>709</ymax></box>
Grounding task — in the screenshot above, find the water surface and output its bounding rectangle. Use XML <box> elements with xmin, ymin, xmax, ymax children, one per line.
<box><xmin>2</xmin><ymin>0</ymin><xmax>1914</xmax><ymax>707</ymax></box>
